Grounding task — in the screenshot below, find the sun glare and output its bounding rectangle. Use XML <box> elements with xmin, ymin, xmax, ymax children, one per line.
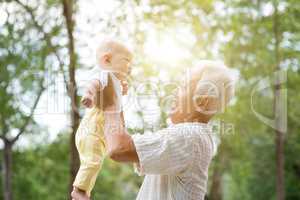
<box><xmin>144</xmin><ymin>26</ymin><xmax>195</xmax><ymax>65</ymax></box>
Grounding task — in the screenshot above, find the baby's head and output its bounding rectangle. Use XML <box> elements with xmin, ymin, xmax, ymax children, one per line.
<box><xmin>96</xmin><ymin>40</ymin><xmax>133</xmax><ymax>80</ymax></box>
<box><xmin>170</xmin><ymin>60</ymin><xmax>236</xmax><ymax>124</ymax></box>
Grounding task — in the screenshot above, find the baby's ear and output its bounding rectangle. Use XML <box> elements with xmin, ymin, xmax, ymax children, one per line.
<box><xmin>101</xmin><ymin>53</ymin><xmax>112</xmax><ymax>64</ymax></box>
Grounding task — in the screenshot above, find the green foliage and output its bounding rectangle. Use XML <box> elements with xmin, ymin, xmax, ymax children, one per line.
<box><xmin>0</xmin><ymin>0</ymin><xmax>299</xmax><ymax>199</ymax></box>
<box><xmin>0</xmin><ymin>1</ymin><xmax>53</xmax><ymax>139</ymax></box>
<box><xmin>0</xmin><ymin>134</ymin><xmax>142</xmax><ymax>200</ymax></box>
<box><xmin>206</xmin><ymin>0</ymin><xmax>300</xmax><ymax>199</ymax></box>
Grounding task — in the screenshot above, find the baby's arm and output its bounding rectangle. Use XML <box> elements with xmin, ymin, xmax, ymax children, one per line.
<box><xmin>81</xmin><ymin>79</ymin><xmax>101</xmax><ymax>108</ymax></box>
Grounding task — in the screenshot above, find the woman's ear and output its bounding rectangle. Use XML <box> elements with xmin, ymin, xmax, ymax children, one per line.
<box><xmin>194</xmin><ymin>95</ymin><xmax>209</xmax><ymax>112</ymax></box>
<box><xmin>193</xmin><ymin>95</ymin><xmax>218</xmax><ymax>115</ymax></box>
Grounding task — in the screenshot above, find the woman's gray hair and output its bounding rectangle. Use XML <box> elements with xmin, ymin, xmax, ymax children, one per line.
<box><xmin>193</xmin><ymin>60</ymin><xmax>237</xmax><ymax>112</ymax></box>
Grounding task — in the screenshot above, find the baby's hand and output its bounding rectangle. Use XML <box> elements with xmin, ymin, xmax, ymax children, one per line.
<box><xmin>81</xmin><ymin>93</ymin><xmax>93</xmax><ymax>108</ymax></box>
<box><xmin>81</xmin><ymin>80</ymin><xmax>101</xmax><ymax>108</ymax></box>
<box><xmin>121</xmin><ymin>80</ymin><xmax>128</xmax><ymax>95</ymax></box>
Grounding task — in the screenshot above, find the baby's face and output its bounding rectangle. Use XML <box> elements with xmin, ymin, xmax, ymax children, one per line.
<box><xmin>98</xmin><ymin>44</ymin><xmax>132</xmax><ymax>82</ymax></box>
<box><xmin>110</xmin><ymin>51</ymin><xmax>132</xmax><ymax>81</ymax></box>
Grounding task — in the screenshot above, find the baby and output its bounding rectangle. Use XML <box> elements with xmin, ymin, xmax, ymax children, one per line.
<box><xmin>71</xmin><ymin>40</ymin><xmax>133</xmax><ymax>200</ymax></box>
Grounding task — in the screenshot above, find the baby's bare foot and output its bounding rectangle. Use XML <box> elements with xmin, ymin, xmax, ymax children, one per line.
<box><xmin>71</xmin><ymin>187</ymin><xmax>90</xmax><ymax>200</ymax></box>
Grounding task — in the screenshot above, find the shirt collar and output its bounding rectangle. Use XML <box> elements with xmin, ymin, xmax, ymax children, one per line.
<box><xmin>170</xmin><ymin>122</ymin><xmax>212</xmax><ymax>132</ymax></box>
<box><xmin>97</xmin><ymin>66</ymin><xmax>121</xmax><ymax>87</ymax></box>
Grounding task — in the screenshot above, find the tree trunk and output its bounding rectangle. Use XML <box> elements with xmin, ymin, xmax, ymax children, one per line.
<box><xmin>209</xmin><ymin>165</ymin><xmax>222</xmax><ymax>200</ymax></box>
<box><xmin>275</xmin><ymin>127</ymin><xmax>285</xmax><ymax>200</ymax></box>
<box><xmin>2</xmin><ymin>140</ymin><xmax>13</xmax><ymax>200</ymax></box>
<box><xmin>208</xmin><ymin>149</ymin><xmax>224</xmax><ymax>200</ymax></box>
<box><xmin>62</xmin><ymin>0</ymin><xmax>80</xmax><ymax>198</ymax></box>
<box><xmin>273</xmin><ymin>2</ymin><xmax>285</xmax><ymax>200</ymax></box>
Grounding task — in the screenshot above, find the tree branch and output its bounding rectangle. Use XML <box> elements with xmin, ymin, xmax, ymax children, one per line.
<box><xmin>13</xmin><ymin>0</ymin><xmax>68</xmax><ymax>88</ymax></box>
<box><xmin>11</xmin><ymin>79</ymin><xmax>45</xmax><ymax>144</ymax></box>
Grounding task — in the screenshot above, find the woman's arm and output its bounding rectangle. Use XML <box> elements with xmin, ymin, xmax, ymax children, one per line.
<box><xmin>103</xmin><ymin>111</ymin><xmax>139</xmax><ymax>163</ymax></box>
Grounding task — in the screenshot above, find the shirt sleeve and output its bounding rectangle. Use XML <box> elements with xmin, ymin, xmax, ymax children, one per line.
<box><xmin>132</xmin><ymin>128</ymin><xmax>194</xmax><ymax>175</ymax></box>
<box><xmin>89</xmin><ymin>67</ymin><xmax>108</xmax><ymax>88</ymax></box>
<box><xmin>89</xmin><ymin>67</ymin><xmax>101</xmax><ymax>81</ymax></box>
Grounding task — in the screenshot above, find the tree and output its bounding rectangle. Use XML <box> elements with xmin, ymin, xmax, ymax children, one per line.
<box><xmin>273</xmin><ymin>1</ymin><xmax>285</xmax><ymax>199</ymax></box>
<box><xmin>12</xmin><ymin>1</ymin><xmax>80</xmax><ymax>198</ymax></box>
<box><xmin>0</xmin><ymin>1</ymin><xmax>54</xmax><ymax>199</ymax></box>
<box><xmin>61</xmin><ymin>0</ymin><xmax>81</xmax><ymax>197</ymax></box>
<box><xmin>1</xmin><ymin>0</ymin><xmax>299</xmax><ymax>199</ymax></box>
<box><xmin>207</xmin><ymin>0</ymin><xmax>298</xmax><ymax>199</ymax></box>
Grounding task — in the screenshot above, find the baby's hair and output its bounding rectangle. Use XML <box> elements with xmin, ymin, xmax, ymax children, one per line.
<box><xmin>96</xmin><ymin>40</ymin><xmax>133</xmax><ymax>64</ymax></box>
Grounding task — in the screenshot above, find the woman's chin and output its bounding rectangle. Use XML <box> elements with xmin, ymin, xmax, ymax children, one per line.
<box><xmin>169</xmin><ymin>113</ymin><xmax>179</xmax><ymax>124</ymax></box>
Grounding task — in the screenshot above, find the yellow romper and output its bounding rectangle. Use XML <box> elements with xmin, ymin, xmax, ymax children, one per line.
<box><xmin>73</xmin><ymin>67</ymin><xmax>122</xmax><ymax>195</ymax></box>
<box><xmin>73</xmin><ymin>107</ymin><xmax>106</xmax><ymax>196</ymax></box>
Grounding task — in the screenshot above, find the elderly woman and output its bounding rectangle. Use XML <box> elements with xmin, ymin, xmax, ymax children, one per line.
<box><xmin>73</xmin><ymin>61</ymin><xmax>235</xmax><ymax>200</ymax></box>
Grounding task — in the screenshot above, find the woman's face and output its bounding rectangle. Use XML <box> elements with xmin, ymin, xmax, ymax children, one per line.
<box><xmin>169</xmin><ymin>68</ymin><xmax>206</xmax><ymax>124</ymax></box>
<box><xmin>169</xmin><ymin>79</ymin><xmax>195</xmax><ymax>124</ymax></box>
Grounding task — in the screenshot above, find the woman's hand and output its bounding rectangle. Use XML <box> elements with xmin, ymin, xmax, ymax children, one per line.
<box><xmin>102</xmin><ymin>107</ymin><xmax>139</xmax><ymax>163</ymax></box>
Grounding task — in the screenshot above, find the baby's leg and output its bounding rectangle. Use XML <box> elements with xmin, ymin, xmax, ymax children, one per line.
<box><xmin>73</xmin><ymin>114</ymin><xmax>106</xmax><ymax>196</ymax></box>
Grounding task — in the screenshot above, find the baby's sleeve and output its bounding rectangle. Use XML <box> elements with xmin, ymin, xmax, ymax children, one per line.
<box><xmin>89</xmin><ymin>67</ymin><xmax>109</xmax><ymax>88</ymax></box>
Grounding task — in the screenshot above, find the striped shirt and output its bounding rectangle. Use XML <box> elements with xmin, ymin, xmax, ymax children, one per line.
<box><xmin>132</xmin><ymin>122</ymin><xmax>214</xmax><ymax>200</ymax></box>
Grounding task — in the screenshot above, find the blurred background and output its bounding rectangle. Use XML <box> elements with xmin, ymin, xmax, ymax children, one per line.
<box><xmin>0</xmin><ymin>0</ymin><xmax>299</xmax><ymax>200</ymax></box>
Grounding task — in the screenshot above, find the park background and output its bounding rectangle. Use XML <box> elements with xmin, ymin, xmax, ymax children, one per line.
<box><xmin>0</xmin><ymin>0</ymin><xmax>299</xmax><ymax>200</ymax></box>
